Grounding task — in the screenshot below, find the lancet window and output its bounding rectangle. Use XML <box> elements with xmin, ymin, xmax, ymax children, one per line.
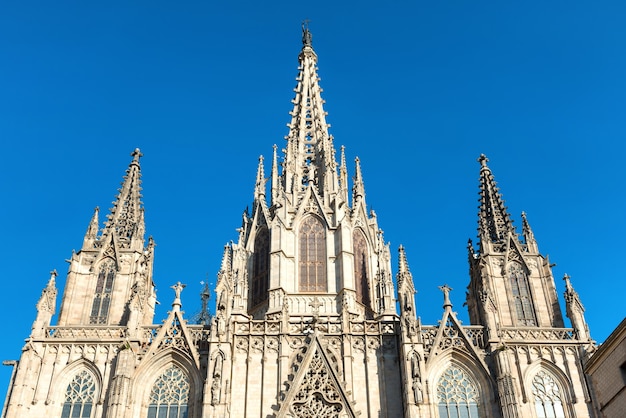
<box><xmin>250</xmin><ymin>227</ymin><xmax>270</xmax><ymax>307</ymax></box>
<box><xmin>299</xmin><ymin>216</ymin><xmax>327</xmax><ymax>292</ymax></box>
<box><xmin>532</xmin><ymin>370</ymin><xmax>566</xmax><ymax>418</ymax></box>
<box><xmin>147</xmin><ymin>365</ymin><xmax>190</xmax><ymax>418</ymax></box>
<box><xmin>61</xmin><ymin>370</ymin><xmax>97</xmax><ymax>418</ymax></box>
<box><xmin>508</xmin><ymin>262</ymin><xmax>537</xmax><ymax>326</ymax></box>
<box><xmin>436</xmin><ymin>365</ymin><xmax>480</xmax><ymax>418</ymax></box>
<box><xmin>89</xmin><ymin>261</ymin><xmax>115</xmax><ymax>324</ymax></box>
<box><xmin>353</xmin><ymin>230</ymin><xmax>371</xmax><ymax>308</ymax></box>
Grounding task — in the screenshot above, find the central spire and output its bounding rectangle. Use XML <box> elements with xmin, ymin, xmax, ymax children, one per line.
<box><xmin>281</xmin><ymin>24</ymin><xmax>338</xmax><ymax>202</ymax></box>
<box><xmin>477</xmin><ymin>154</ymin><xmax>514</xmax><ymax>245</ymax></box>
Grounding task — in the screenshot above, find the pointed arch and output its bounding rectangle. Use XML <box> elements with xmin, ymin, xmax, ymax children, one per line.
<box><xmin>299</xmin><ymin>215</ymin><xmax>327</xmax><ymax>292</ymax></box>
<box><xmin>426</xmin><ymin>350</ymin><xmax>495</xmax><ymax>418</ymax></box>
<box><xmin>508</xmin><ymin>262</ymin><xmax>537</xmax><ymax>326</ymax></box>
<box><xmin>89</xmin><ymin>259</ymin><xmax>116</xmax><ymax>324</ymax></box>
<box><xmin>50</xmin><ymin>360</ymin><xmax>102</xmax><ymax>418</ymax></box>
<box><xmin>250</xmin><ymin>227</ymin><xmax>270</xmax><ymax>308</ymax></box>
<box><xmin>531</xmin><ymin>370</ymin><xmax>567</xmax><ymax>418</ymax></box>
<box><xmin>524</xmin><ymin>360</ymin><xmax>574</xmax><ymax>418</ymax></box>
<box><xmin>61</xmin><ymin>369</ymin><xmax>97</xmax><ymax>418</ymax></box>
<box><xmin>435</xmin><ymin>364</ymin><xmax>480</xmax><ymax>418</ymax></box>
<box><xmin>352</xmin><ymin>228</ymin><xmax>371</xmax><ymax>310</ymax></box>
<box><xmin>130</xmin><ymin>350</ymin><xmax>202</xmax><ymax>418</ymax></box>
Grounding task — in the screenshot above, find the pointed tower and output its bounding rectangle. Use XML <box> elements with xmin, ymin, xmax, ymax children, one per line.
<box><xmin>57</xmin><ymin>149</ymin><xmax>156</xmax><ymax>326</ymax></box>
<box><xmin>222</xmin><ymin>24</ymin><xmax>395</xmax><ymax>320</ymax></box>
<box><xmin>466</xmin><ymin>154</ymin><xmax>564</xmax><ymax>333</ymax></box>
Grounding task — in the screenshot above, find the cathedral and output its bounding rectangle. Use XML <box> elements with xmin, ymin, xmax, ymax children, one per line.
<box><xmin>3</xmin><ymin>27</ymin><xmax>598</xmax><ymax>418</ymax></box>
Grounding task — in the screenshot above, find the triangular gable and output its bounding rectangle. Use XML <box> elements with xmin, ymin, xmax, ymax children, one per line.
<box><xmin>293</xmin><ymin>186</ymin><xmax>331</xmax><ymax>227</ymax></box>
<box><xmin>143</xmin><ymin>309</ymin><xmax>201</xmax><ymax>368</ymax></box>
<box><xmin>275</xmin><ymin>333</ymin><xmax>359</xmax><ymax>417</ymax></box>
<box><xmin>503</xmin><ymin>233</ymin><xmax>530</xmax><ymax>273</ymax></box>
<box><xmin>94</xmin><ymin>233</ymin><xmax>120</xmax><ymax>270</ymax></box>
<box><xmin>426</xmin><ymin>309</ymin><xmax>489</xmax><ymax>372</ymax></box>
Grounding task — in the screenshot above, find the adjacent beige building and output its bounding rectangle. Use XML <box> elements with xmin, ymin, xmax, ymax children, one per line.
<box><xmin>3</xmin><ymin>27</ymin><xmax>599</xmax><ymax>418</ymax></box>
<box><xmin>585</xmin><ymin>318</ymin><xmax>626</xmax><ymax>418</ymax></box>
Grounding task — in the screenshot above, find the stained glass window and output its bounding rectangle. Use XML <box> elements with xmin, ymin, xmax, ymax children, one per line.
<box><xmin>436</xmin><ymin>365</ymin><xmax>480</xmax><ymax>418</ymax></box>
<box><xmin>532</xmin><ymin>370</ymin><xmax>566</xmax><ymax>418</ymax></box>
<box><xmin>251</xmin><ymin>228</ymin><xmax>270</xmax><ymax>307</ymax></box>
<box><xmin>509</xmin><ymin>263</ymin><xmax>537</xmax><ymax>326</ymax></box>
<box><xmin>90</xmin><ymin>261</ymin><xmax>115</xmax><ymax>324</ymax></box>
<box><xmin>299</xmin><ymin>216</ymin><xmax>326</xmax><ymax>292</ymax></box>
<box><xmin>353</xmin><ymin>230</ymin><xmax>370</xmax><ymax>309</ymax></box>
<box><xmin>61</xmin><ymin>370</ymin><xmax>96</xmax><ymax>418</ymax></box>
<box><xmin>147</xmin><ymin>365</ymin><xmax>190</xmax><ymax>418</ymax></box>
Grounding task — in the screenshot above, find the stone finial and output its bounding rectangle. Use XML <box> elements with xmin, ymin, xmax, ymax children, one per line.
<box><xmin>439</xmin><ymin>284</ymin><xmax>453</xmax><ymax>310</ymax></box>
<box><xmin>478</xmin><ymin>153</ymin><xmax>489</xmax><ymax>168</ymax></box>
<box><xmin>302</xmin><ymin>20</ymin><xmax>312</xmax><ymax>47</ymax></box>
<box><xmin>131</xmin><ymin>148</ymin><xmax>143</xmax><ymax>162</ymax></box>
<box><xmin>171</xmin><ymin>282</ymin><xmax>186</xmax><ymax>311</ymax></box>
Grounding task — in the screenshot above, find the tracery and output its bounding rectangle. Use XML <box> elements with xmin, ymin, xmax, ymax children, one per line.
<box><xmin>436</xmin><ymin>365</ymin><xmax>480</xmax><ymax>418</ymax></box>
<box><xmin>532</xmin><ymin>370</ymin><xmax>566</xmax><ymax>418</ymax></box>
<box><xmin>299</xmin><ymin>216</ymin><xmax>327</xmax><ymax>292</ymax></box>
<box><xmin>89</xmin><ymin>261</ymin><xmax>115</xmax><ymax>324</ymax></box>
<box><xmin>147</xmin><ymin>365</ymin><xmax>190</xmax><ymax>418</ymax></box>
<box><xmin>61</xmin><ymin>370</ymin><xmax>96</xmax><ymax>418</ymax></box>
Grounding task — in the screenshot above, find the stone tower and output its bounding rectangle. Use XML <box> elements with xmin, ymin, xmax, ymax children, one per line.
<box><xmin>3</xmin><ymin>26</ymin><xmax>599</xmax><ymax>418</ymax></box>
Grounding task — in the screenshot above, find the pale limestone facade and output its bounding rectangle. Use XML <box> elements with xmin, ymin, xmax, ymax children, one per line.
<box><xmin>3</xmin><ymin>28</ymin><xmax>599</xmax><ymax>418</ymax></box>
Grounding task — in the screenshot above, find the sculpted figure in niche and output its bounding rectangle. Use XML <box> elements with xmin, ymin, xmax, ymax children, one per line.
<box><xmin>411</xmin><ymin>353</ymin><xmax>423</xmax><ymax>404</ymax></box>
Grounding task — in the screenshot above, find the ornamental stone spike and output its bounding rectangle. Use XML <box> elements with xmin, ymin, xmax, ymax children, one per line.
<box><xmin>254</xmin><ymin>155</ymin><xmax>266</xmax><ymax>201</ymax></box>
<box><xmin>82</xmin><ymin>207</ymin><xmax>99</xmax><ymax>249</ymax></box>
<box><xmin>271</xmin><ymin>144</ymin><xmax>280</xmax><ymax>203</ymax></box>
<box><xmin>352</xmin><ymin>156</ymin><xmax>365</xmax><ymax>206</ymax></box>
<box><xmin>521</xmin><ymin>211</ymin><xmax>538</xmax><ymax>252</ymax></box>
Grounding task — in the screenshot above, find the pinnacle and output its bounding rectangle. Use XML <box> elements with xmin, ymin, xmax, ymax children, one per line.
<box><xmin>397</xmin><ymin>245</ymin><xmax>410</xmax><ymax>274</ymax></box>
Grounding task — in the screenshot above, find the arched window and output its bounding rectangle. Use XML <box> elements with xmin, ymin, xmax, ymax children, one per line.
<box><xmin>90</xmin><ymin>261</ymin><xmax>115</xmax><ymax>324</ymax></box>
<box><xmin>436</xmin><ymin>365</ymin><xmax>480</xmax><ymax>418</ymax></box>
<box><xmin>250</xmin><ymin>228</ymin><xmax>270</xmax><ymax>308</ymax></box>
<box><xmin>532</xmin><ymin>370</ymin><xmax>566</xmax><ymax>418</ymax></box>
<box><xmin>299</xmin><ymin>216</ymin><xmax>326</xmax><ymax>292</ymax></box>
<box><xmin>509</xmin><ymin>263</ymin><xmax>537</xmax><ymax>326</ymax></box>
<box><xmin>353</xmin><ymin>230</ymin><xmax>370</xmax><ymax>309</ymax></box>
<box><xmin>61</xmin><ymin>370</ymin><xmax>96</xmax><ymax>418</ymax></box>
<box><xmin>147</xmin><ymin>365</ymin><xmax>190</xmax><ymax>418</ymax></box>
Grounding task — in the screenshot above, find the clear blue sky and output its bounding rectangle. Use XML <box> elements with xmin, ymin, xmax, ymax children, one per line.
<box><xmin>1</xmin><ymin>1</ymin><xmax>625</xmax><ymax>399</ymax></box>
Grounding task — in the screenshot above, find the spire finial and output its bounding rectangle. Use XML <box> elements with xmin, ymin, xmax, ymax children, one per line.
<box><xmin>478</xmin><ymin>153</ymin><xmax>489</xmax><ymax>168</ymax></box>
<box><xmin>302</xmin><ymin>20</ymin><xmax>312</xmax><ymax>47</ymax></box>
<box><xmin>255</xmin><ymin>155</ymin><xmax>266</xmax><ymax>200</ymax></box>
<box><xmin>131</xmin><ymin>148</ymin><xmax>143</xmax><ymax>163</ymax></box>
<box><xmin>171</xmin><ymin>281</ymin><xmax>186</xmax><ymax>311</ymax></box>
<box><xmin>563</xmin><ymin>273</ymin><xmax>572</xmax><ymax>291</ymax></box>
<box><xmin>439</xmin><ymin>284</ymin><xmax>453</xmax><ymax>310</ymax></box>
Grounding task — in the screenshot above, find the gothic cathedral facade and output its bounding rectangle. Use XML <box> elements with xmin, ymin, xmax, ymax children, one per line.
<box><xmin>3</xmin><ymin>28</ymin><xmax>597</xmax><ymax>418</ymax></box>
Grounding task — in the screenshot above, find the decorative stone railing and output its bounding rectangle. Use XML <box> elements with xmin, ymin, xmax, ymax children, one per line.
<box><xmin>46</xmin><ymin>326</ymin><xmax>126</xmax><ymax>340</ymax></box>
<box><xmin>499</xmin><ymin>327</ymin><xmax>575</xmax><ymax>342</ymax></box>
<box><xmin>233</xmin><ymin>318</ymin><xmax>398</xmax><ymax>336</ymax></box>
